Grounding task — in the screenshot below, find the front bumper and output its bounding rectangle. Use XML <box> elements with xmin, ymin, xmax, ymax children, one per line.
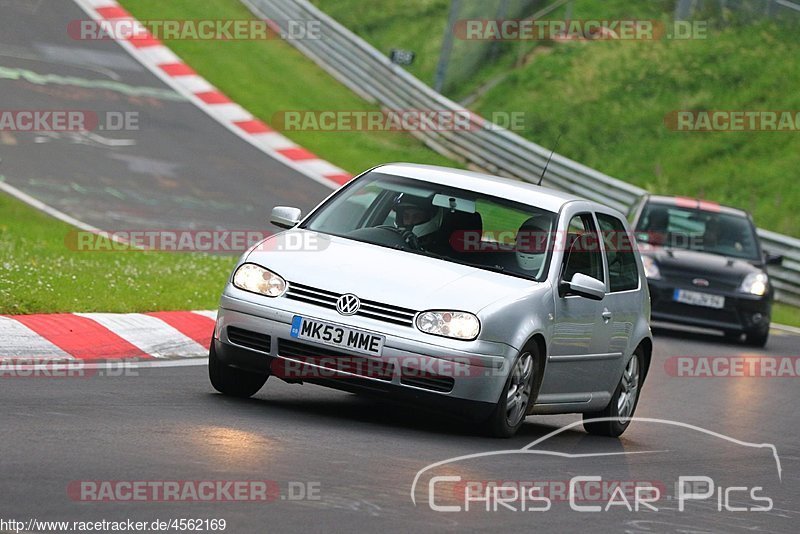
<box><xmin>213</xmin><ymin>293</ymin><xmax>515</xmax><ymax>419</ymax></box>
<box><xmin>648</xmin><ymin>279</ymin><xmax>771</xmax><ymax>333</ymax></box>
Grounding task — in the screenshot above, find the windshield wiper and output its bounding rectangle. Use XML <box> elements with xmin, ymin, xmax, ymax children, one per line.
<box><xmin>456</xmin><ymin>260</ymin><xmax>507</xmax><ymax>274</ymax></box>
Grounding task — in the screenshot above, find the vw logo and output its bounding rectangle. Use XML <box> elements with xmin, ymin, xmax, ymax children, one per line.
<box><xmin>692</xmin><ymin>278</ymin><xmax>710</xmax><ymax>287</ymax></box>
<box><xmin>336</xmin><ymin>294</ymin><xmax>361</xmax><ymax>316</ymax></box>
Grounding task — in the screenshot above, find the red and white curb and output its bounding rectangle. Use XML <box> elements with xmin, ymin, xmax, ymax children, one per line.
<box><xmin>73</xmin><ymin>0</ymin><xmax>352</xmax><ymax>189</ymax></box>
<box><xmin>0</xmin><ymin>311</ymin><xmax>216</xmax><ymax>361</ymax></box>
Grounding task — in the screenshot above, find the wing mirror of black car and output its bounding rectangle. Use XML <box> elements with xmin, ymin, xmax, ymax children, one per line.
<box><xmin>561</xmin><ymin>273</ymin><xmax>606</xmax><ymax>301</ymax></box>
<box><xmin>270</xmin><ymin>206</ymin><xmax>302</xmax><ymax>229</ymax></box>
<box><xmin>764</xmin><ymin>251</ymin><xmax>784</xmax><ymax>266</ymax></box>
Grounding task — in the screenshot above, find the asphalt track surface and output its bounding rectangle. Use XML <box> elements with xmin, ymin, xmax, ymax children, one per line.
<box><xmin>1</xmin><ymin>1</ymin><xmax>799</xmax><ymax>533</ymax></box>
<box><xmin>0</xmin><ymin>0</ymin><xmax>330</xmax><ymax>230</ymax></box>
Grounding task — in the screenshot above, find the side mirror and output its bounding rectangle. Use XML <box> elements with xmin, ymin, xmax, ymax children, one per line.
<box><xmin>561</xmin><ymin>273</ymin><xmax>606</xmax><ymax>301</ymax></box>
<box><xmin>270</xmin><ymin>206</ymin><xmax>302</xmax><ymax>229</ymax></box>
<box><xmin>764</xmin><ymin>251</ymin><xmax>783</xmax><ymax>266</ymax></box>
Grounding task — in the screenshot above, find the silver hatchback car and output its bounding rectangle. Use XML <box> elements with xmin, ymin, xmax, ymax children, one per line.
<box><xmin>210</xmin><ymin>164</ymin><xmax>653</xmax><ymax>437</ymax></box>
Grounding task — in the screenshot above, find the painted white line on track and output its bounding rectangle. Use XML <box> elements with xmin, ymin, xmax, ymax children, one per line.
<box><xmin>0</xmin><ymin>180</ymin><xmax>100</xmax><ymax>233</ymax></box>
<box><xmin>771</xmin><ymin>323</ymin><xmax>800</xmax><ymax>336</ymax></box>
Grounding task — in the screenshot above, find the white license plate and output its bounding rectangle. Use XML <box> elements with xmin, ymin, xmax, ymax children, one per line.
<box><xmin>674</xmin><ymin>289</ymin><xmax>725</xmax><ymax>309</ymax></box>
<box><xmin>290</xmin><ymin>316</ymin><xmax>384</xmax><ymax>356</ymax></box>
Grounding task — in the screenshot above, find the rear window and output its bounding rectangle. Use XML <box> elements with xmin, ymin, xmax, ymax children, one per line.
<box><xmin>597</xmin><ymin>214</ymin><xmax>640</xmax><ymax>292</ymax></box>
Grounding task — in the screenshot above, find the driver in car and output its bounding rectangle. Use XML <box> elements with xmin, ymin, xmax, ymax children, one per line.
<box><xmin>514</xmin><ymin>216</ymin><xmax>550</xmax><ymax>277</ymax></box>
<box><xmin>392</xmin><ymin>194</ymin><xmax>443</xmax><ymax>249</ymax></box>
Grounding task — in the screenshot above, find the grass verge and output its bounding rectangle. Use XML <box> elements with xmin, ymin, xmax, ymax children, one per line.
<box><xmin>772</xmin><ymin>303</ymin><xmax>800</xmax><ymax>330</ymax></box>
<box><xmin>0</xmin><ymin>193</ymin><xmax>235</xmax><ymax>314</ymax></box>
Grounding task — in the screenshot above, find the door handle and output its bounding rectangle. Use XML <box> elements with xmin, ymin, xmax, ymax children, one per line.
<box><xmin>601</xmin><ymin>308</ymin><xmax>612</xmax><ymax>323</ymax></box>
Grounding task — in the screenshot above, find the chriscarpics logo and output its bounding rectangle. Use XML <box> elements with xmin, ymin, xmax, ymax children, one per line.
<box><xmin>411</xmin><ymin>418</ymin><xmax>782</xmax><ymax>519</ymax></box>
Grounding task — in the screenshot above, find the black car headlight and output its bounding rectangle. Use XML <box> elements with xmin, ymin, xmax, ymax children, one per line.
<box><xmin>739</xmin><ymin>272</ymin><xmax>768</xmax><ymax>296</ymax></box>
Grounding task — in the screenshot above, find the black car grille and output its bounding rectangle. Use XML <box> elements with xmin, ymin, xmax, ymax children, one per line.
<box><xmin>277</xmin><ymin>339</ymin><xmax>395</xmax><ymax>381</ymax></box>
<box><xmin>400</xmin><ymin>370</ymin><xmax>455</xmax><ymax>393</ymax></box>
<box><xmin>659</xmin><ymin>269</ymin><xmax>740</xmax><ymax>292</ymax></box>
<box><xmin>285</xmin><ymin>282</ymin><xmax>417</xmax><ymax>327</ymax></box>
<box><xmin>227</xmin><ymin>326</ymin><xmax>271</xmax><ymax>353</ymax></box>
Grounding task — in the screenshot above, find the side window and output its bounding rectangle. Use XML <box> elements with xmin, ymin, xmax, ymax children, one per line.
<box><xmin>562</xmin><ymin>214</ymin><xmax>605</xmax><ymax>284</ymax></box>
<box><xmin>597</xmin><ymin>214</ymin><xmax>640</xmax><ymax>292</ymax></box>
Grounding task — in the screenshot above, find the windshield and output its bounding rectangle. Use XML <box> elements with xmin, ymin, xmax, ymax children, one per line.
<box><xmin>635</xmin><ymin>202</ymin><xmax>760</xmax><ymax>260</ymax></box>
<box><xmin>302</xmin><ymin>172</ymin><xmax>558</xmax><ymax>281</ymax></box>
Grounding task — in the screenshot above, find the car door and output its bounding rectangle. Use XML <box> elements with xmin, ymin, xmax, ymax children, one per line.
<box><xmin>592</xmin><ymin>211</ymin><xmax>639</xmax><ymax>394</ymax></box>
<box><xmin>543</xmin><ymin>211</ymin><xmax>612</xmax><ymax>400</ymax></box>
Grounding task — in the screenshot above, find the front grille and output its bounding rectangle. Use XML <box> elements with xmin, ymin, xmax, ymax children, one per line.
<box><xmin>227</xmin><ymin>326</ymin><xmax>271</xmax><ymax>353</ymax></box>
<box><xmin>277</xmin><ymin>339</ymin><xmax>395</xmax><ymax>381</ymax></box>
<box><xmin>285</xmin><ymin>282</ymin><xmax>417</xmax><ymax>327</ymax></box>
<box><xmin>660</xmin><ymin>270</ymin><xmax>740</xmax><ymax>292</ymax></box>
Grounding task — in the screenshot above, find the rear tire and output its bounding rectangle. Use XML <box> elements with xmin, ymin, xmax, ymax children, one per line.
<box><xmin>483</xmin><ymin>344</ymin><xmax>539</xmax><ymax>438</ymax></box>
<box><xmin>208</xmin><ymin>342</ymin><xmax>268</xmax><ymax>398</ymax></box>
<box><xmin>583</xmin><ymin>347</ymin><xmax>644</xmax><ymax>437</ymax></box>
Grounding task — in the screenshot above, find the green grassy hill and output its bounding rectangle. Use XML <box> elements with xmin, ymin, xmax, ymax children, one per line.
<box><xmin>312</xmin><ymin>0</ymin><xmax>800</xmax><ymax>236</ymax></box>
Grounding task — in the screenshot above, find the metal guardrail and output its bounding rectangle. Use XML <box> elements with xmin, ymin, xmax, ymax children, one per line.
<box><xmin>242</xmin><ymin>0</ymin><xmax>800</xmax><ymax>307</ymax></box>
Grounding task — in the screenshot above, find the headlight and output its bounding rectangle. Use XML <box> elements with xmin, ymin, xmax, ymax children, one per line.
<box><xmin>232</xmin><ymin>263</ymin><xmax>287</xmax><ymax>297</ymax></box>
<box><xmin>641</xmin><ymin>256</ymin><xmax>661</xmax><ymax>280</ymax></box>
<box><xmin>416</xmin><ymin>311</ymin><xmax>480</xmax><ymax>340</ymax></box>
<box><xmin>739</xmin><ymin>272</ymin><xmax>768</xmax><ymax>296</ymax></box>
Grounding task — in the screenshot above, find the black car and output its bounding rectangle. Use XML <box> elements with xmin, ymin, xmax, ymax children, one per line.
<box><xmin>629</xmin><ymin>195</ymin><xmax>783</xmax><ymax>347</ymax></box>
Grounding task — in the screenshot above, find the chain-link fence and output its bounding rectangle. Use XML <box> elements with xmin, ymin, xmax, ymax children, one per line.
<box><xmin>675</xmin><ymin>0</ymin><xmax>800</xmax><ymax>24</ymax></box>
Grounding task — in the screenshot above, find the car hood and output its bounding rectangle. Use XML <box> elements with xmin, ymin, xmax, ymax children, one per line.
<box><xmin>245</xmin><ymin>230</ymin><xmax>538</xmax><ymax>313</ymax></box>
<box><xmin>642</xmin><ymin>246</ymin><xmax>762</xmax><ymax>282</ymax></box>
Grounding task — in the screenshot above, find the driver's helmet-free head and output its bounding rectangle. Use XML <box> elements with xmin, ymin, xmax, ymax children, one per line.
<box><xmin>516</xmin><ymin>217</ymin><xmax>549</xmax><ymax>272</ymax></box>
<box><xmin>393</xmin><ymin>194</ymin><xmax>441</xmax><ymax>236</ymax></box>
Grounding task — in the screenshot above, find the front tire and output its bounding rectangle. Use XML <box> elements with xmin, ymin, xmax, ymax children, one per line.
<box><xmin>208</xmin><ymin>342</ymin><xmax>268</xmax><ymax>398</ymax></box>
<box><xmin>583</xmin><ymin>347</ymin><xmax>644</xmax><ymax>437</ymax></box>
<box><xmin>744</xmin><ymin>328</ymin><xmax>769</xmax><ymax>348</ymax></box>
<box><xmin>483</xmin><ymin>345</ymin><xmax>539</xmax><ymax>438</ymax></box>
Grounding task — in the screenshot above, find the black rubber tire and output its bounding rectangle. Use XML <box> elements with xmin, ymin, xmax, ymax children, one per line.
<box><xmin>744</xmin><ymin>328</ymin><xmax>769</xmax><ymax>348</ymax></box>
<box><xmin>723</xmin><ymin>330</ymin><xmax>742</xmax><ymax>343</ymax></box>
<box><xmin>583</xmin><ymin>347</ymin><xmax>645</xmax><ymax>437</ymax></box>
<box><xmin>483</xmin><ymin>343</ymin><xmax>540</xmax><ymax>438</ymax></box>
<box><xmin>208</xmin><ymin>342</ymin><xmax>268</xmax><ymax>398</ymax></box>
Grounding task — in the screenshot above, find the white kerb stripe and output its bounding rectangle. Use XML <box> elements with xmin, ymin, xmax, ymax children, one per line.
<box><xmin>0</xmin><ymin>317</ymin><xmax>75</xmax><ymax>360</ymax></box>
<box><xmin>135</xmin><ymin>46</ymin><xmax>181</xmax><ymax>67</ymax></box>
<box><xmin>204</xmin><ymin>103</ymin><xmax>254</xmax><ymax>123</ymax></box>
<box><xmin>302</xmin><ymin>159</ymin><xmax>348</xmax><ymax>176</ymax></box>
<box><xmin>251</xmin><ymin>132</ymin><xmax>299</xmax><ymax>151</ymax></box>
<box><xmin>192</xmin><ymin>310</ymin><xmax>218</xmax><ymax>320</ymax></box>
<box><xmin>82</xmin><ymin>0</ymin><xmax>118</xmax><ymax>8</ymax></box>
<box><xmin>76</xmin><ymin>313</ymin><xmax>207</xmax><ymax>358</ymax></box>
<box><xmin>170</xmin><ymin>75</ymin><xmax>214</xmax><ymax>94</ymax></box>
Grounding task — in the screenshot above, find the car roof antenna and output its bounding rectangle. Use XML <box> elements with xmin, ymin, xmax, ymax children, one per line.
<box><xmin>537</xmin><ymin>134</ymin><xmax>562</xmax><ymax>186</ymax></box>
